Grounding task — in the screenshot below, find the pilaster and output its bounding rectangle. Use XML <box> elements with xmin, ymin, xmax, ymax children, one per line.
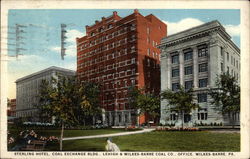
<box><xmin>192</xmin><ymin>46</ymin><xmax>198</xmax><ymax>88</ymax></box>
<box><xmin>179</xmin><ymin>50</ymin><xmax>184</xmax><ymax>86</ymax></box>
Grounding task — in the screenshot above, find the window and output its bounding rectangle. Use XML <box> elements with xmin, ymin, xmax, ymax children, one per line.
<box><xmin>227</xmin><ymin>52</ymin><xmax>229</xmax><ymax>61</ymax></box>
<box><xmin>170</xmin><ymin>114</ymin><xmax>177</xmax><ymax>120</ymax></box>
<box><xmin>131</xmin><ymin>46</ymin><xmax>135</xmax><ymax>52</ymax></box>
<box><xmin>91</xmin><ymin>32</ymin><xmax>95</xmax><ymax>36</ymax></box>
<box><xmin>198</xmin><ymin>93</ymin><xmax>207</xmax><ymax>103</ymax></box>
<box><xmin>199</xmin><ymin>63</ymin><xmax>208</xmax><ymax>72</ymax></box>
<box><xmin>99</xmin><ymin>27</ymin><xmax>104</xmax><ymax>32</ymax></box>
<box><xmin>185</xmin><ymin>81</ymin><xmax>193</xmax><ymax>90</ymax></box>
<box><xmin>131</xmin><ymin>79</ymin><xmax>136</xmax><ymax>86</ymax></box>
<box><xmin>199</xmin><ymin>78</ymin><xmax>208</xmax><ymax>88</ymax></box>
<box><xmin>132</xmin><ymin>69</ymin><xmax>136</xmax><ymax>75</ymax></box>
<box><xmin>185</xmin><ymin>66</ymin><xmax>193</xmax><ymax>75</ymax></box>
<box><xmin>131</xmin><ymin>58</ymin><xmax>136</xmax><ymax>64</ymax></box>
<box><xmin>172</xmin><ymin>69</ymin><xmax>179</xmax><ymax>77</ymax></box>
<box><xmin>236</xmin><ymin>60</ymin><xmax>238</xmax><ymax>69</ymax></box>
<box><xmin>172</xmin><ymin>55</ymin><xmax>179</xmax><ymax>64</ymax></box>
<box><xmin>227</xmin><ymin>66</ymin><xmax>230</xmax><ymax>73</ymax></box>
<box><xmin>172</xmin><ymin>83</ymin><xmax>179</xmax><ymax>91</ymax></box>
<box><xmin>221</xmin><ymin>63</ymin><xmax>224</xmax><ymax>72</ymax></box>
<box><xmin>184</xmin><ymin>49</ymin><xmax>193</xmax><ymax>61</ymax></box>
<box><xmin>147</xmin><ymin>59</ymin><xmax>150</xmax><ymax>67</ymax></box>
<box><xmin>220</xmin><ymin>47</ymin><xmax>223</xmax><ymax>57</ymax></box>
<box><xmin>108</xmin><ymin>24</ymin><xmax>113</xmax><ymax>29</ymax></box>
<box><xmin>198</xmin><ymin>112</ymin><xmax>208</xmax><ymax>120</ymax></box>
<box><xmin>220</xmin><ymin>62</ymin><xmax>224</xmax><ymax>72</ymax></box>
<box><xmin>198</xmin><ymin>45</ymin><xmax>208</xmax><ymax>57</ymax></box>
<box><xmin>147</xmin><ymin>27</ymin><xmax>150</xmax><ymax>34</ymax></box>
<box><xmin>147</xmin><ymin>48</ymin><xmax>150</xmax><ymax>55</ymax></box>
<box><xmin>129</xmin><ymin>24</ymin><xmax>135</xmax><ymax>30</ymax></box>
<box><xmin>231</xmin><ymin>56</ymin><xmax>233</xmax><ymax>65</ymax></box>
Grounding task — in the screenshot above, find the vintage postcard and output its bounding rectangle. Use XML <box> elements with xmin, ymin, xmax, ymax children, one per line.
<box><xmin>1</xmin><ymin>0</ymin><xmax>249</xmax><ymax>158</ymax></box>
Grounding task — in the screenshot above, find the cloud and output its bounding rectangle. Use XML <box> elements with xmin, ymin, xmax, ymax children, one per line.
<box><xmin>50</xmin><ymin>44</ymin><xmax>77</xmax><ymax>57</ymax></box>
<box><xmin>224</xmin><ymin>24</ymin><xmax>240</xmax><ymax>37</ymax></box>
<box><xmin>164</xmin><ymin>18</ymin><xmax>240</xmax><ymax>39</ymax></box>
<box><xmin>50</xmin><ymin>29</ymin><xmax>85</xmax><ymax>57</ymax></box>
<box><xmin>65</xmin><ymin>29</ymin><xmax>85</xmax><ymax>44</ymax></box>
<box><xmin>163</xmin><ymin>18</ymin><xmax>204</xmax><ymax>35</ymax></box>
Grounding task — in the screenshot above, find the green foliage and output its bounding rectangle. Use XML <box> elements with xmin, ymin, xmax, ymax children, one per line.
<box><xmin>161</xmin><ymin>86</ymin><xmax>199</xmax><ymax>128</ymax></box>
<box><xmin>209</xmin><ymin>73</ymin><xmax>240</xmax><ymax>114</ymax></box>
<box><xmin>161</xmin><ymin>86</ymin><xmax>199</xmax><ymax>114</ymax></box>
<box><xmin>128</xmin><ymin>86</ymin><xmax>160</xmax><ymax>121</ymax></box>
<box><xmin>38</xmin><ymin>75</ymin><xmax>101</xmax><ymax>150</ymax></box>
<box><xmin>39</xmin><ymin>75</ymin><xmax>101</xmax><ymax>126</ymax></box>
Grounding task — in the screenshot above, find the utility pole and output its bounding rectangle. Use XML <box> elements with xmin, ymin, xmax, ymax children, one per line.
<box><xmin>14</xmin><ymin>24</ymin><xmax>27</xmax><ymax>58</ymax></box>
<box><xmin>2</xmin><ymin>24</ymin><xmax>27</xmax><ymax>60</ymax></box>
<box><xmin>61</xmin><ymin>24</ymin><xmax>67</xmax><ymax>60</ymax></box>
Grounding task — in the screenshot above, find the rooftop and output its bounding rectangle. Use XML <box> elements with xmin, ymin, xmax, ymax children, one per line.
<box><xmin>15</xmin><ymin>66</ymin><xmax>75</xmax><ymax>83</ymax></box>
<box><xmin>159</xmin><ymin>20</ymin><xmax>239</xmax><ymax>52</ymax></box>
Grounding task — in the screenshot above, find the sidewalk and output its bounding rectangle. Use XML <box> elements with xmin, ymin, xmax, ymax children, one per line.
<box><xmin>63</xmin><ymin>128</ymin><xmax>154</xmax><ymax>141</ymax></box>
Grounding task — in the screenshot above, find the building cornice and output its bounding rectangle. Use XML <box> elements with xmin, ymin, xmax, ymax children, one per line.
<box><xmin>158</xmin><ymin>20</ymin><xmax>240</xmax><ymax>53</ymax></box>
<box><xmin>15</xmin><ymin>66</ymin><xmax>75</xmax><ymax>83</ymax></box>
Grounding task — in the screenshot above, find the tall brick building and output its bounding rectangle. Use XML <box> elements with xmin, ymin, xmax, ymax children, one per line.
<box><xmin>77</xmin><ymin>10</ymin><xmax>167</xmax><ymax>126</ymax></box>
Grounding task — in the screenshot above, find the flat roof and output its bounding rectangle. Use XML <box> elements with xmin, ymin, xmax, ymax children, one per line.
<box><xmin>15</xmin><ymin>66</ymin><xmax>75</xmax><ymax>83</ymax></box>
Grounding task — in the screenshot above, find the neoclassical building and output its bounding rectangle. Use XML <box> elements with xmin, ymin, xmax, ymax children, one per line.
<box><xmin>159</xmin><ymin>20</ymin><xmax>240</xmax><ymax>126</ymax></box>
<box><xmin>15</xmin><ymin>66</ymin><xmax>75</xmax><ymax>121</ymax></box>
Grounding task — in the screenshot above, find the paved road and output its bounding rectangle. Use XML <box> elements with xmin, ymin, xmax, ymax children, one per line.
<box><xmin>63</xmin><ymin>128</ymin><xmax>154</xmax><ymax>141</ymax></box>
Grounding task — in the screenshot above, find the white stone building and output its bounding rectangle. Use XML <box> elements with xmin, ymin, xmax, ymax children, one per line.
<box><xmin>159</xmin><ymin>21</ymin><xmax>240</xmax><ymax>126</ymax></box>
<box><xmin>15</xmin><ymin>66</ymin><xmax>75</xmax><ymax>121</ymax></box>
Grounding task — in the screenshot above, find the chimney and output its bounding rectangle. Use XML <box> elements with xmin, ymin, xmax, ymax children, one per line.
<box><xmin>113</xmin><ymin>11</ymin><xmax>118</xmax><ymax>16</ymax></box>
<box><xmin>134</xmin><ymin>9</ymin><xmax>139</xmax><ymax>14</ymax></box>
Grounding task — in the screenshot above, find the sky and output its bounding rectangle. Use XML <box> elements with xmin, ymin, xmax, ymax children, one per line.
<box><xmin>7</xmin><ymin>9</ymin><xmax>240</xmax><ymax>99</ymax></box>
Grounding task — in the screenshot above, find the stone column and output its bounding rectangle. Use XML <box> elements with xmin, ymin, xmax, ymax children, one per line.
<box><xmin>121</xmin><ymin>111</ymin><xmax>124</xmax><ymax>125</ymax></box>
<box><xmin>102</xmin><ymin>108</ymin><xmax>106</xmax><ymax>124</ymax></box>
<box><xmin>160</xmin><ymin>52</ymin><xmax>170</xmax><ymax>91</ymax></box>
<box><xmin>209</xmin><ymin>40</ymin><xmax>220</xmax><ymax>88</ymax></box>
<box><xmin>128</xmin><ymin>110</ymin><xmax>131</xmax><ymax>124</ymax></box>
<box><xmin>179</xmin><ymin>50</ymin><xmax>184</xmax><ymax>86</ymax></box>
<box><xmin>160</xmin><ymin>52</ymin><xmax>171</xmax><ymax>125</ymax></box>
<box><xmin>114</xmin><ymin>110</ymin><xmax>118</xmax><ymax>126</ymax></box>
<box><xmin>192</xmin><ymin>46</ymin><xmax>198</xmax><ymax>88</ymax></box>
<box><xmin>166</xmin><ymin>54</ymin><xmax>171</xmax><ymax>89</ymax></box>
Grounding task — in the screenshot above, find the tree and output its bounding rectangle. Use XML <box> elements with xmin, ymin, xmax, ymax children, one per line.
<box><xmin>128</xmin><ymin>86</ymin><xmax>160</xmax><ymax>125</ymax></box>
<box><xmin>75</xmin><ymin>82</ymin><xmax>102</xmax><ymax>126</ymax></box>
<box><xmin>209</xmin><ymin>73</ymin><xmax>240</xmax><ymax>125</ymax></box>
<box><xmin>38</xmin><ymin>75</ymin><xmax>100</xmax><ymax>150</ymax></box>
<box><xmin>161</xmin><ymin>86</ymin><xmax>199</xmax><ymax>128</ymax></box>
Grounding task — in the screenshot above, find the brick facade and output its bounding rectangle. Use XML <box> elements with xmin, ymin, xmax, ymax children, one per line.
<box><xmin>77</xmin><ymin>10</ymin><xmax>166</xmax><ymax>126</ymax></box>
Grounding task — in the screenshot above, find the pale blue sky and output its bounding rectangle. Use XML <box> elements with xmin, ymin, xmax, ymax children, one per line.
<box><xmin>7</xmin><ymin>9</ymin><xmax>240</xmax><ymax>98</ymax></box>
